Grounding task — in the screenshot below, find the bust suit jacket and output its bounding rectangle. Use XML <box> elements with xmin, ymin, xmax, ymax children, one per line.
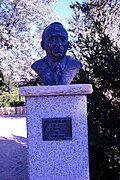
<box><xmin>31</xmin><ymin>56</ymin><xmax>82</xmax><ymax>85</ymax></box>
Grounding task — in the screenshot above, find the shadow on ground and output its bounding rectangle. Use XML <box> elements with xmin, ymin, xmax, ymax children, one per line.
<box><xmin>0</xmin><ymin>135</ymin><xmax>28</xmax><ymax>180</ymax></box>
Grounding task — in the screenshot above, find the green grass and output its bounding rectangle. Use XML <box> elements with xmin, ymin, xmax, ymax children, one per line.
<box><xmin>0</xmin><ymin>88</ymin><xmax>25</xmax><ymax>107</ymax></box>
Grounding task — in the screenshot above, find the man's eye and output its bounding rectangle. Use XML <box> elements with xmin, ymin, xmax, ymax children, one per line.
<box><xmin>49</xmin><ymin>37</ymin><xmax>56</xmax><ymax>42</ymax></box>
<box><xmin>60</xmin><ymin>36</ymin><xmax>66</xmax><ymax>41</ymax></box>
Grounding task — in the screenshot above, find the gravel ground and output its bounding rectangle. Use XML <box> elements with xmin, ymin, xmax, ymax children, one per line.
<box><xmin>0</xmin><ymin>115</ymin><xmax>28</xmax><ymax>180</ymax></box>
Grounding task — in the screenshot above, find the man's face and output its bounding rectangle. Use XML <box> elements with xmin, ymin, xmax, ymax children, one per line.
<box><xmin>42</xmin><ymin>26</ymin><xmax>69</xmax><ymax>61</ymax></box>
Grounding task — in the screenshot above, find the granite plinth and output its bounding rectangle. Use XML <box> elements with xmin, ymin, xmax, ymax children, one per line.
<box><xmin>19</xmin><ymin>84</ymin><xmax>93</xmax><ymax>180</ymax></box>
<box><xmin>19</xmin><ymin>84</ymin><xmax>92</xmax><ymax>96</ymax></box>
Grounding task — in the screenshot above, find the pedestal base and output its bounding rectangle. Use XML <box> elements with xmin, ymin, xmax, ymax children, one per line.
<box><xmin>19</xmin><ymin>84</ymin><xmax>93</xmax><ymax>180</ymax></box>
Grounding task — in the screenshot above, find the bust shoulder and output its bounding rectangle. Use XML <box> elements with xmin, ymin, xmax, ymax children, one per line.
<box><xmin>66</xmin><ymin>56</ymin><xmax>82</xmax><ymax>70</ymax></box>
<box><xmin>31</xmin><ymin>57</ymin><xmax>47</xmax><ymax>71</ymax></box>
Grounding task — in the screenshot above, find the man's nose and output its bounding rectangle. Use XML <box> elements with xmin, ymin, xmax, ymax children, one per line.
<box><xmin>56</xmin><ymin>38</ymin><xmax>62</xmax><ymax>45</ymax></box>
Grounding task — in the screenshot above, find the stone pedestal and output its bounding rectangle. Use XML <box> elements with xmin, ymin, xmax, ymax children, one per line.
<box><xmin>19</xmin><ymin>84</ymin><xmax>93</xmax><ymax>180</ymax></box>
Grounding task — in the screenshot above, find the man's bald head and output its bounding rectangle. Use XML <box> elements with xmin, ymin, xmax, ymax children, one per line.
<box><xmin>41</xmin><ymin>22</ymin><xmax>68</xmax><ymax>50</ymax></box>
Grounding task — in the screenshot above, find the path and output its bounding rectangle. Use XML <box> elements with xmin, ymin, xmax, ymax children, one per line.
<box><xmin>0</xmin><ymin>115</ymin><xmax>28</xmax><ymax>180</ymax></box>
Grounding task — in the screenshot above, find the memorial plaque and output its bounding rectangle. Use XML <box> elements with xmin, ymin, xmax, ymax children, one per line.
<box><xmin>42</xmin><ymin>118</ymin><xmax>72</xmax><ymax>141</ymax></box>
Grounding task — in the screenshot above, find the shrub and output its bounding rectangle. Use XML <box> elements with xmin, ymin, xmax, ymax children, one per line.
<box><xmin>0</xmin><ymin>94</ymin><xmax>25</xmax><ymax>107</ymax></box>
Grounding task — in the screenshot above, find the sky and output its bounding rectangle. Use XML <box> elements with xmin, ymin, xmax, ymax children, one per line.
<box><xmin>51</xmin><ymin>0</ymin><xmax>84</xmax><ymax>30</ymax></box>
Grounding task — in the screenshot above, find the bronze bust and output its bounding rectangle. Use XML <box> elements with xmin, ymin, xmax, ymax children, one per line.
<box><xmin>31</xmin><ymin>22</ymin><xmax>82</xmax><ymax>85</ymax></box>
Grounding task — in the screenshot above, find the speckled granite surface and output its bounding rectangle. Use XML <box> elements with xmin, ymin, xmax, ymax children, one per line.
<box><xmin>20</xmin><ymin>85</ymin><xmax>92</xmax><ymax>180</ymax></box>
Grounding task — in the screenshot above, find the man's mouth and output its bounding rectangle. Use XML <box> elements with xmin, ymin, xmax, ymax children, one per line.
<box><xmin>54</xmin><ymin>49</ymin><xmax>64</xmax><ymax>53</ymax></box>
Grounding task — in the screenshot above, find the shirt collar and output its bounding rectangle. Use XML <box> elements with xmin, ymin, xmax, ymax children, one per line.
<box><xmin>46</xmin><ymin>56</ymin><xmax>67</xmax><ymax>71</ymax></box>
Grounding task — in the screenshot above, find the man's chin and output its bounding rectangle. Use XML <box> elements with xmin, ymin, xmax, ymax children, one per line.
<box><xmin>52</xmin><ymin>54</ymin><xmax>65</xmax><ymax>61</ymax></box>
<box><xmin>54</xmin><ymin>56</ymin><xmax>64</xmax><ymax>61</ymax></box>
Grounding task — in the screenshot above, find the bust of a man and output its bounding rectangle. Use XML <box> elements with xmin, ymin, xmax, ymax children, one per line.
<box><xmin>31</xmin><ymin>22</ymin><xmax>82</xmax><ymax>85</ymax></box>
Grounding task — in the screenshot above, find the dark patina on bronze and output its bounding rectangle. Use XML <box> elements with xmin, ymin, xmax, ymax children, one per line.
<box><xmin>42</xmin><ymin>118</ymin><xmax>72</xmax><ymax>141</ymax></box>
<box><xmin>31</xmin><ymin>22</ymin><xmax>82</xmax><ymax>85</ymax></box>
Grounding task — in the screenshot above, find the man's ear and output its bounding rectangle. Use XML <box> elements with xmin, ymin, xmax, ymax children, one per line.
<box><xmin>67</xmin><ymin>41</ymin><xmax>70</xmax><ymax>49</ymax></box>
<box><xmin>41</xmin><ymin>41</ymin><xmax>45</xmax><ymax>50</ymax></box>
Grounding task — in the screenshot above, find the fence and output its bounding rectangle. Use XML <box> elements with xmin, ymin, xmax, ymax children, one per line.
<box><xmin>0</xmin><ymin>106</ymin><xmax>26</xmax><ymax>116</ymax></box>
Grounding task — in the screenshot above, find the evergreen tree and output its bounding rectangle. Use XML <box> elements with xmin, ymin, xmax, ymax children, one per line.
<box><xmin>69</xmin><ymin>1</ymin><xmax>120</xmax><ymax>179</ymax></box>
